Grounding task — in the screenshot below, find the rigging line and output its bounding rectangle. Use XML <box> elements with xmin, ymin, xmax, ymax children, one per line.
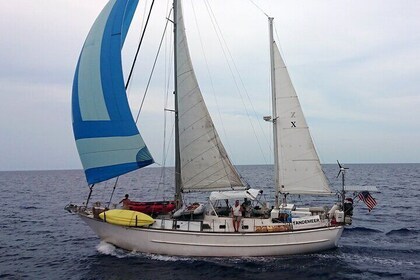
<box><xmin>190</xmin><ymin>0</ymin><xmax>237</xmax><ymax>184</ymax></box>
<box><xmin>158</xmin><ymin>2</ymin><xmax>174</xmax><ymax>195</ymax></box>
<box><xmin>204</xmin><ymin>0</ymin><xmax>270</xmax><ymax>165</ymax></box>
<box><xmin>273</xmin><ymin>23</ymin><xmax>295</xmax><ymax>83</ymax></box>
<box><xmin>158</xmin><ymin>107</ymin><xmax>175</xmax><ymax>199</ymax></box>
<box><xmin>164</xmin><ymin>0</ymin><xmax>172</xmax><ymax>94</ymax></box>
<box><xmin>160</xmin><ymin>51</ymin><xmax>174</xmax><ymax>188</ymax></box>
<box><xmin>154</xmin><ymin>161</ymin><xmax>176</xmax><ymax>199</ymax></box>
<box><xmin>127</xmin><ymin>0</ymin><xmax>149</xmax><ymax>97</ymax></box>
<box><xmin>163</xmin><ymin>120</ymin><xmax>175</xmax><ymax>168</ymax></box>
<box><xmin>159</xmin><ymin>13</ymin><xmax>174</xmax><ymax>197</ymax></box>
<box><xmin>107</xmin><ymin>176</ymin><xmax>120</xmax><ymax>208</ymax></box>
<box><xmin>159</xmin><ymin>14</ymin><xmax>174</xmax><ymax>194</ymax></box>
<box><xmin>111</xmin><ymin>2</ymin><xmax>157</xmax><ymax>197</ymax></box>
<box><xmin>135</xmin><ymin>9</ymin><xmax>172</xmax><ymax>123</ymax></box>
<box><xmin>200</xmin><ymin>1</ymin><xmax>247</xmax><ymax>155</ymax></box>
<box><xmin>140</xmin><ymin>0</ymin><xmax>149</xmax><ymax>32</ymax></box>
<box><xmin>125</xmin><ymin>0</ymin><xmax>155</xmax><ymax>90</ymax></box>
<box><xmin>84</xmin><ymin>184</ymin><xmax>95</xmax><ymax>209</ymax></box>
<box><xmin>204</xmin><ymin>0</ymin><xmax>271</xmax><ymax>162</ymax></box>
<box><xmin>252</xmin><ymin>12</ymin><xmax>277</xmax><ymax>160</ymax></box>
<box><xmin>190</xmin><ymin>1</ymin><xmax>229</xmax><ymax>149</ymax></box>
<box><xmin>272</xmin><ymin>22</ymin><xmax>327</xmax><ymax>172</ymax></box>
<box><xmin>273</xmin><ymin>24</ymin><xmax>289</xmax><ymax>68</ymax></box>
<box><xmin>248</xmin><ymin>0</ymin><xmax>269</xmax><ymax>18</ymax></box>
<box><xmin>157</xmin><ymin>121</ymin><xmax>176</xmax><ymax>200</ymax></box>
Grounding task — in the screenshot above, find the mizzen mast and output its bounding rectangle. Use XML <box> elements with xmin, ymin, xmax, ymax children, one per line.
<box><xmin>267</xmin><ymin>17</ymin><xmax>280</xmax><ymax>209</ymax></box>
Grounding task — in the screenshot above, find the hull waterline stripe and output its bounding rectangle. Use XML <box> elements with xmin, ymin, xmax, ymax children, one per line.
<box><xmin>150</xmin><ymin>239</ymin><xmax>330</xmax><ymax>247</ymax></box>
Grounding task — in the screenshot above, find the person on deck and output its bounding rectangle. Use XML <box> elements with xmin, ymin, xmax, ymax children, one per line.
<box><xmin>119</xmin><ymin>194</ymin><xmax>131</xmax><ymax>209</ymax></box>
<box><xmin>232</xmin><ymin>200</ymin><xmax>243</xmax><ymax>232</ymax></box>
<box><xmin>241</xmin><ymin>198</ymin><xmax>251</xmax><ymax>217</ymax></box>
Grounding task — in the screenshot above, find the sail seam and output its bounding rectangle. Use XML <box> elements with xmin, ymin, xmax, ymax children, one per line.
<box><xmin>179</xmin><ymin>99</ymin><xmax>204</xmax><ymax>119</ymax></box>
<box><xmin>178</xmin><ymin>84</ymin><xmax>200</xmax><ymax>103</ymax></box>
<box><xmin>179</xmin><ymin>116</ymin><xmax>207</xmax><ymax>135</ymax></box>
<box><xmin>182</xmin><ymin>162</ymin><xmax>240</xmax><ymax>189</ymax></box>
<box><xmin>180</xmin><ymin>130</ymin><xmax>213</xmax><ymax>152</ymax></box>
<box><xmin>181</xmin><ymin>145</ymin><xmax>217</xmax><ymax>168</ymax></box>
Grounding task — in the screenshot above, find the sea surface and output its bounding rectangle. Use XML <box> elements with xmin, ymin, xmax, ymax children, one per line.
<box><xmin>0</xmin><ymin>164</ymin><xmax>419</xmax><ymax>279</ymax></box>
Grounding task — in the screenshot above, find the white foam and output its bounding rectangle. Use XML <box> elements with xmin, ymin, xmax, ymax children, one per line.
<box><xmin>96</xmin><ymin>241</ymin><xmax>118</xmax><ymax>256</ymax></box>
<box><xmin>95</xmin><ymin>243</ymin><xmax>193</xmax><ymax>261</ymax></box>
<box><xmin>146</xmin><ymin>253</ymin><xmax>191</xmax><ymax>262</ymax></box>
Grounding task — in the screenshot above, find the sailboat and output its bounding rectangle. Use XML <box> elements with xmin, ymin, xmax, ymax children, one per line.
<box><xmin>66</xmin><ymin>0</ymin><xmax>361</xmax><ymax>257</ymax></box>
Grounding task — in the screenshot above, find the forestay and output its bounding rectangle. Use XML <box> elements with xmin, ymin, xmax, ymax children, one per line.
<box><xmin>72</xmin><ymin>0</ymin><xmax>153</xmax><ymax>185</ymax></box>
<box><xmin>273</xmin><ymin>42</ymin><xmax>331</xmax><ymax>195</ymax></box>
<box><xmin>175</xmin><ymin>1</ymin><xmax>244</xmax><ymax>192</ymax></box>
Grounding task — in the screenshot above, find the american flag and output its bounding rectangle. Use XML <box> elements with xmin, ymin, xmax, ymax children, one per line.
<box><xmin>358</xmin><ymin>191</ymin><xmax>377</xmax><ymax>211</ymax></box>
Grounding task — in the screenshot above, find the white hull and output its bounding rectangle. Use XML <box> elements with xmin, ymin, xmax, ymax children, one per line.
<box><xmin>79</xmin><ymin>214</ymin><xmax>343</xmax><ymax>257</ymax></box>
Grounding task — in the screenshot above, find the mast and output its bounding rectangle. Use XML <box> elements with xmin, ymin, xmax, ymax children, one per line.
<box><xmin>173</xmin><ymin>0</ymin><xmax>182</xmax><ymax>209</ymax></box>
<box><xmin>268</xmin><ymin>17</ymin><xmax>280</xmax><ymax>209</ymax></box>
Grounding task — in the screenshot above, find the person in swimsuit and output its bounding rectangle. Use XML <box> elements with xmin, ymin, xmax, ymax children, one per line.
<box><xmin>119</xmin><ymin>194</ymin><xmax>131</xmax><ymax>209</ymax></box>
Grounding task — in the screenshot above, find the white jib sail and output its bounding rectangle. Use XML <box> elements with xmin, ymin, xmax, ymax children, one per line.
<box><xmin>175</xmin><ymin>1</ymin><xmax>244</xmax><ymax>192</ymax></box>
<box><xmin>273</xmin><ymin>42</ymin><xmax>332</xmax><ymax>195</ymax></box>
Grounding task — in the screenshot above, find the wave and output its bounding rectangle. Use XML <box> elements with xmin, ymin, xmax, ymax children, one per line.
<box><xmin>19</xmin><ymin>206</ymin><xmax>38</xmax><ymax>210</ymax></box>
<box><xmin>341</xmin><ymin>243</ymin><xmax>418</xmax><ymax>256</ymax></box>
<box><xmin>0</xmin><ymin>273</ymin><xmax>16</xmax><ymax>279</ymax></box>
<box><xmin>344</xmin><ymin>226</ymin><xmax>382</xmax><ymax>234</ymax></box>
<box><xmin>386</xmin><ymin>228</ymin><xmax>419</xmax><ymax>236</ymax></box>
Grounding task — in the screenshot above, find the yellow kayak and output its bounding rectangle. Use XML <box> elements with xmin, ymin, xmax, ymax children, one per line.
<box><xmin>99</xmin><ymin>209</ymin><xmax>154</xmax><ymax>227</ymax></box>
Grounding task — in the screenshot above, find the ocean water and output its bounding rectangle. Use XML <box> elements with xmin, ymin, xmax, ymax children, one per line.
<box><xmin>0</xmin><ymin>164</ymin><xmax>419</xmax><ymax>279</ymax></box>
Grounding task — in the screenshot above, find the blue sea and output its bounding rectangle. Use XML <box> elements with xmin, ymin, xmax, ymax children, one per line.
<box><xmin>0</xmin><ymin>164</ymin><xmax>419</xmax><ymax>279</ymax></box>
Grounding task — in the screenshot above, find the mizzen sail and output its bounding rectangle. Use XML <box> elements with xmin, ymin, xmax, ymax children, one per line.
<box><xmin>273</xmin><ymin>42</ymin><xmax>331</xmax><ymax>195</ymax></box>
<box><xmin>175</xmin><ymin>1</ymin><xmax>244</xmax><ymax>192</ymax></box>
<box><xmin>72</xmin><ymin>0</ymin><xmax>153</xmax><ymax>185</ymax></box>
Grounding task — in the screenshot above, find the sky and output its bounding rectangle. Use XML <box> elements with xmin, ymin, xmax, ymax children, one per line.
<box><xmin>0</xmin><ymin>0</ymin><xmax>419</xmax><ymax>171</ymax></box>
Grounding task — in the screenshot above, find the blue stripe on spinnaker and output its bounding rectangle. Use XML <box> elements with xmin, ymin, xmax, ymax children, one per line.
<box><xmin>99</xmin><ymin>0</ymin><xmax>131</xmax><ymax>126</ymax></box>
<box><xmin>72</xmin><ymin>0</ymin><xmax>154</xmax><ymax>184</ymax></box>
<box><xmin>72</xmin><ymin>57</ymin><xmax>82</xmax><ymax>123</ymax></box>
<box><xmin>85</xmin><ymin>159</ymin><xmax>154</xmax><ymax>185</ymax></box>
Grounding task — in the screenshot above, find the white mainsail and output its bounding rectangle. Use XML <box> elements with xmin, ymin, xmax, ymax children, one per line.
<box><xmin>175</xmin><ymin>1</ymin><xmax>244</xmax><ymax>192</ymax></box>
<box><xmin>273</xmin><ymin>42</ymin><xmax>331</xmax><ymax>195</ymax></box>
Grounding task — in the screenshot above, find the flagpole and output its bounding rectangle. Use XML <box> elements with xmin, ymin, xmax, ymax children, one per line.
<box><xmin>337</xmin><ymin>161</ymin><xmax>348</xmax><ymax>220</ymax></box>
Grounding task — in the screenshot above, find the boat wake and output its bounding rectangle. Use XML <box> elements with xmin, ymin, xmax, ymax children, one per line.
<box><xmin>95</xmin><ymin>241</ymin><xmax>192</xmax><ymax>261</ymax></box>
<box><xmin>96</xmin><ymin>241</ymin><xmax>120</xmax><ymax>257</ymax></box>
<box><xmin>145</xmin><ymin>254</ymin><xmax>192</xmax><ymax>262</ymax></box>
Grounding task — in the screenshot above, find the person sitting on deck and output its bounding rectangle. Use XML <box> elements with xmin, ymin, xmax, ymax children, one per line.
<box><xmin>119</xmin><ymin>194</ymin><xmax>131</xmax><ymax>209</ymax></box>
